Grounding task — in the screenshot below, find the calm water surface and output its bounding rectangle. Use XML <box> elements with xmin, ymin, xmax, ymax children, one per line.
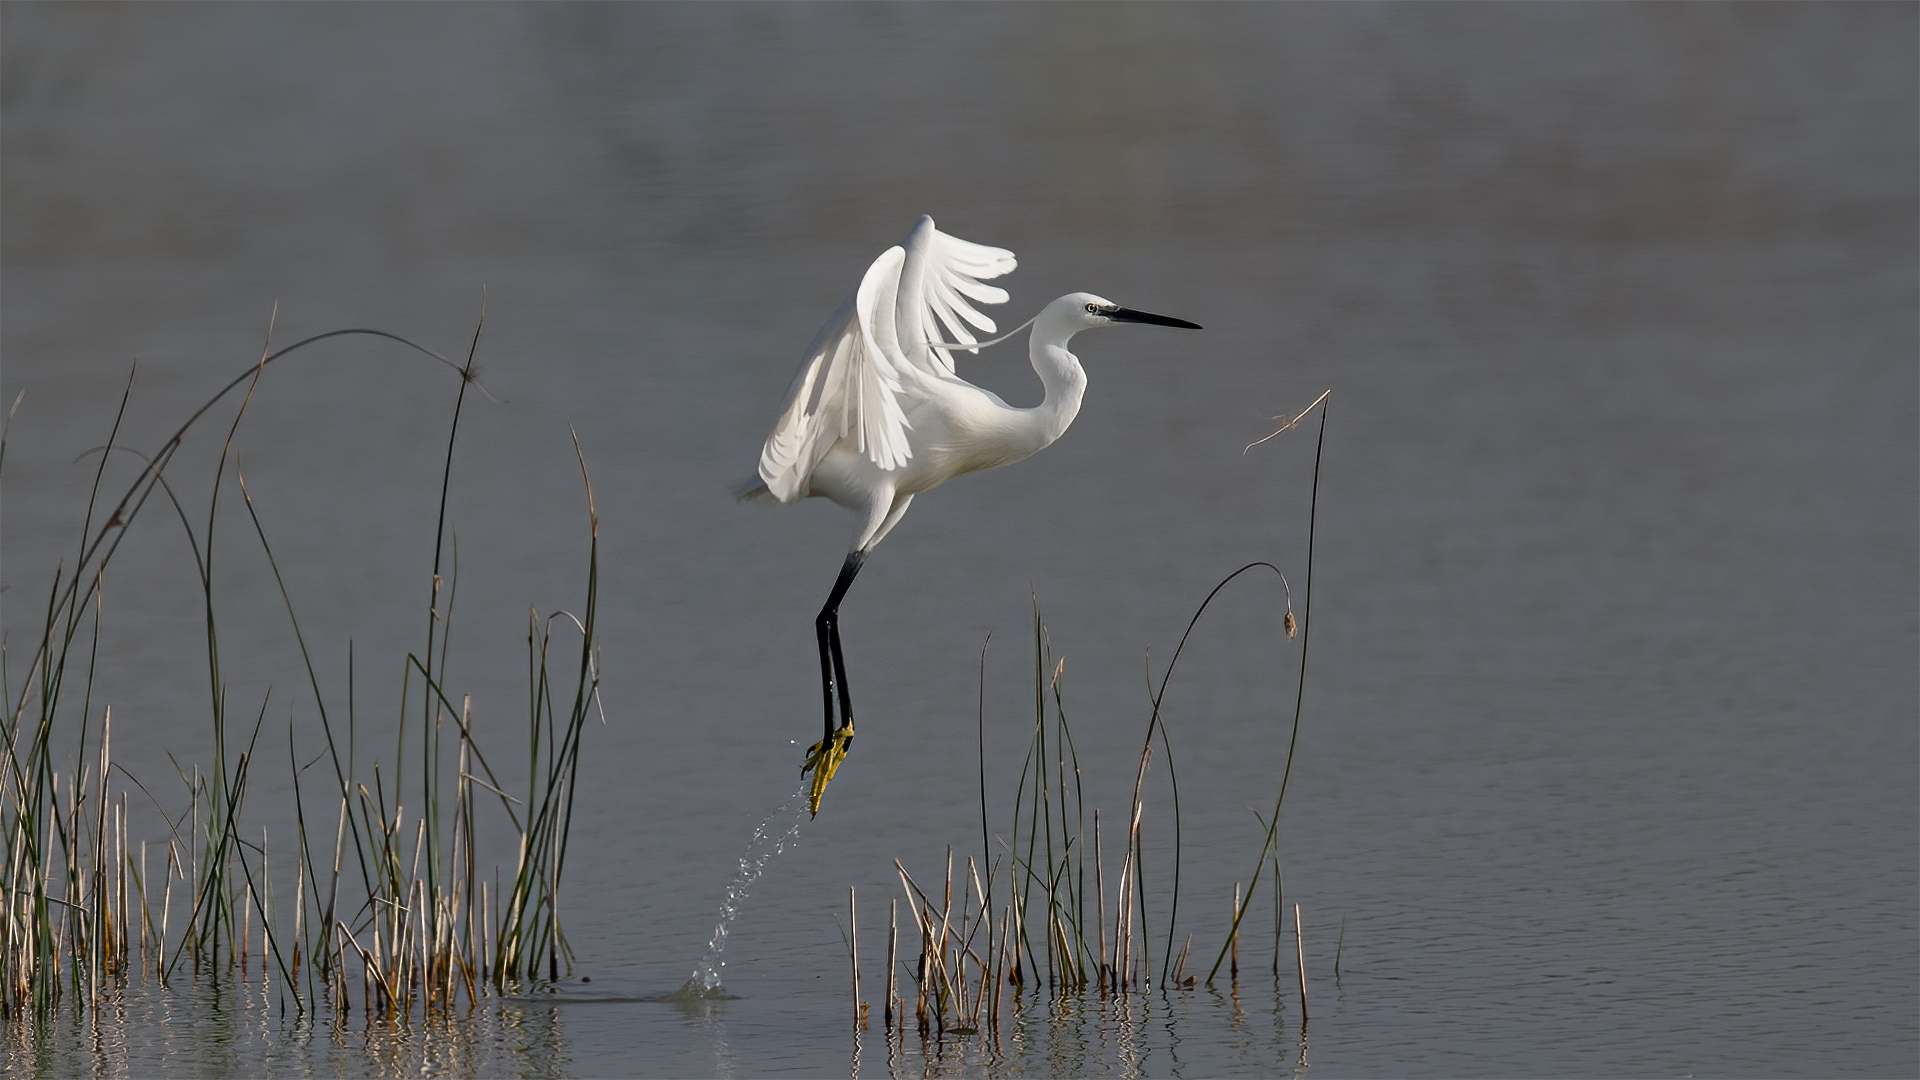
<box><xmin>3</xmin><ymin>5</ymin><xmax>1914</xmax><ymax>1077</ymax></box>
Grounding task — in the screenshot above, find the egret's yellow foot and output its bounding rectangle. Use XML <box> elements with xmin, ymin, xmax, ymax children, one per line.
<box><xmin>801</xmin><ymin>721</ymin><xmax>855</xmax><ymax>816</ymax></box>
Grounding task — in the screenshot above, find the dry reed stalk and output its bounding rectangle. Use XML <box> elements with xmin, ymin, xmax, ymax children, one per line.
<box><xmin>968</xmin><ymin>857</ymin><xmax>991</xmax><ymax>1027</ymax></box>
<box><xmin>121</xmin><ymin>797</ymin><xmax>132</xmax><ymax>978</ymax></box>
<box><xmin>160</xmin><ymin>850</ymin><xmax>173</xmax><ymax>986</ymax></box>
<box><xmin>1231</xmin><ymin>882</ymin><xmax>1240</xmax><ymax>982</ymax></box>
<box><xmin>885</xmin><ymin>898</ymin><xmax>897</xmax><ymax>1029</ymax></box>
<box><xmin>1293</xmin><ymin>903</ymin><xmax>1308</xmax><ymax>1019</ymax></box>
<box><xmin>893</xmin><ymin>856</ymin><xmax>1009</xmax><ymax>1035</ymax></box>
<box><xmin>993</xmin><ymin>906</ymin><xmax>1010</xmax><ymax>1031</ymax></box>
<box><xmin>1116</xmin><ymin>803</ymin><xmax>1142</xmax><ymax>990</ymax></box>
<box><xmin>849</xmin><ymin>886</ymin><xmax>863</xmax><ymax>1028</ymax></box>
<box><xmin>292</xmin><ymin>852</ymin><xmax>304</xmax><ymax>986</ymax></box>
<box><xmin>241</xmin><ymin>885</ymin><xmax>251</xmax><ymax>978</ymax></box>
<box><xmin>1008</xmin><ymin>888</ymin><xmax>1024</xmax><ymax>988</ymax></box>
<box><xmin>926</xmin><ymin>915</ymin><xmax>954</xmax><ymax>1031</ymax></box>
<box><xmin>950</xmin><ymin>871</ymin><xmax>970</xmax><ymax>1024</ymax></box>
<box><xmin>915</xmin><ymin>910</ymin><xmax>930</xmax><ymax>1035</ymax></box>
<box><xmin>940</xmin><ymin>849</ymin><xmax>954</xmax><ymax>983</ymax></box>
<box><xmin>260</xmin><ymin>828</ymin><xmax>270</xmax><ymax>980</ymax></box>
<box><xmin>139</xmin><ymin>840</ymin><xmax>148</xmax><ymax>971</ymax></box>
<box><xmin>1094</xmin><ymin>810</ymin><xmax>1107</xmax><ymax>994</ymax></box>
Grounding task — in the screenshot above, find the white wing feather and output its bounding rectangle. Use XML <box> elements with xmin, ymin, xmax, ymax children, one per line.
<box><xmin>756</xmin><ymin>217</ymin><xmax>1016</xmax><ymax>501</ymax></box>
<box><xmin>895</xmin><ymin>216</ymin><xmax>1017</xmax><ymax>377</ymax></box>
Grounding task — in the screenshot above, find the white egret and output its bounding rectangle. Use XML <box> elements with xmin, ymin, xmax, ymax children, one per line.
<box><xmin>740</xmin><ymin>215</ymin><xmax>1201</xmax><ymax>811</ymax></box>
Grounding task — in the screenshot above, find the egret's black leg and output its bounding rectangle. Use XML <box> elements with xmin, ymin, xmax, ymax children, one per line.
<box><xmin>815</xmin><ymin>615</ymin><xmax>837</xmax><ymax>743</ymax></box>
<box><xmin>815</xmin><ymin>550</ymin><xmax>866</xmax><ymax>742</ymax></box>
<box><xmin>828</xmin><ymin>619</ymin><xmax>854</xmax><ymax>731</ymax></box>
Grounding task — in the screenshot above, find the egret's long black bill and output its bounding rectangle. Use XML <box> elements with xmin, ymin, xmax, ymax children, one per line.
<box><xmin>1110</xmin><ymin>307</ymin><xmax>1203</xmax><ymax>330</ymax></box>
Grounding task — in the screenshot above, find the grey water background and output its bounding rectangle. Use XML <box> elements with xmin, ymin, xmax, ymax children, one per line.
<box><xmin>3</xmin><ymin>4</ymin><xmax>1915</xmax><ymax>1077</ymax></box>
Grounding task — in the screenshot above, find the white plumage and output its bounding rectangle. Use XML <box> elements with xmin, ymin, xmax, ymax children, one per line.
<box><xmin>742</xmin><ymin>215</ymin><xmax>1200</xmax><ymax>804</ymax></box>
<box><xmin>753</xmin><ymin>216</ymin><xmax>1017</xmax><ymax>506</ymax></box>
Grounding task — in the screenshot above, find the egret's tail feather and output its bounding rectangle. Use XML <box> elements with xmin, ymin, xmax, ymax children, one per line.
<box><xmin>735</xmin><ymin>476</ymin><xmax>779</xmax><ymax>503</ymax></box>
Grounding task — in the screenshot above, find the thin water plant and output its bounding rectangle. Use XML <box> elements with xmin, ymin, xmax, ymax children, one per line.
<box><xmin>1205</xmin><ymin>391</ymin><xmax>1329</xmax><ymax>988</ymax></box>
<box><xmin>880</xmin><ymin>389</ymin><xmax>1333</xmax><ymax>1033</ymax></box>
<box><xmin>2</xmin><ymin>307</ymin><xmax>605</xmax><ymax>1021</ymax></box>
<box><xmin>886</xmin><ymin>589</ymin><xmax>1247</xmax><ymax>1032</ymax></box>
<box><xmin>895</xmin><ymin>851</ymin><xmax>1001</xmax><ymax>1037</ymax></box>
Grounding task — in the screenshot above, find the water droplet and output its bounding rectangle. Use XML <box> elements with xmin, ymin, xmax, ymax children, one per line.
<box><xmin>676</xmin><ymin>783</ymin><xmax>809</xmax><ymax>997</ymax></box>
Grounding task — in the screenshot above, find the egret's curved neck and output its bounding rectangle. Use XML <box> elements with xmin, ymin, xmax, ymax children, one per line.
<box><xmin>1025</xmin><ymin>313</ymin><xmax>1089</xmax><ymax>448</ymax></box>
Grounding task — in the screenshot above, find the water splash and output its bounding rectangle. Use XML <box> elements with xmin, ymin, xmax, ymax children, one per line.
<box><xmin>674</xmin><ymin>783</ymin><xmax>810</xmax><ymax>998</ymax></box>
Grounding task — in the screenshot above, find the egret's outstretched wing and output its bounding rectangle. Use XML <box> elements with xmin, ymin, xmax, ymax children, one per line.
<box><xmin>756</xmin><ymin>217</ymin><xmax>1017</xmax><ymax>501</ymax></box>
<box><xmin>757</xmin><ymin>246</ymin><xmax>912</xmax><ymax>502</ymax></box>
<box><xmin>893</xmin><ymin>216</ymin><xmax>1017</xmax><ymax>377</ymax></box>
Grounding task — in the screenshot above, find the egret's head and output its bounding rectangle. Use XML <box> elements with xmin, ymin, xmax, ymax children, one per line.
<box><xmin>1049</xmin><ymin>292</ymin><xmax>1203</xmax><ymax>333</ymax></box>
